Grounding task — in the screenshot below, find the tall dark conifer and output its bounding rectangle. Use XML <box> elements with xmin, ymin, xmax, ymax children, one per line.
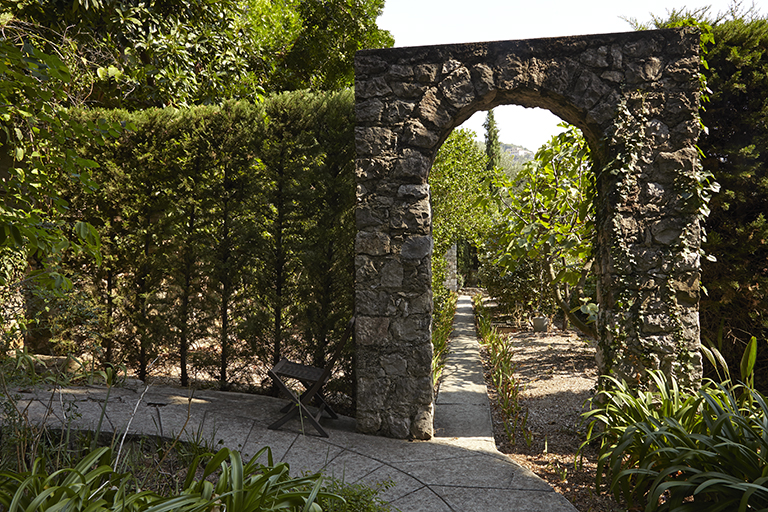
<box><xmin>483</xmin><ymin>109</ymin><xmax>502</xmax><ymax>173</ymax></box>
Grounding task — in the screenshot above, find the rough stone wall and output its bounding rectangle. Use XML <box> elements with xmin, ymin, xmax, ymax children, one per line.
<box><xmin>354</xmin><ymin>28</ymin><xmax>702</xmax><ymax>440</ymax></box>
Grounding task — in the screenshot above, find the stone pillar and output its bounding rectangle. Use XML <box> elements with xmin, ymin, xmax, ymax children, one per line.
<box><xmin>355</xmin><ymin>98</ymin><xmax>435</xmax><ymax>439</ymax></box>
<box><xmin>595</xmin><ymin>90</ymin><xmax>703</xmax><ymax>389</ymax></box>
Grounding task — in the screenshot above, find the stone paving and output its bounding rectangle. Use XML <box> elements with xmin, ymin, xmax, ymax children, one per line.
<box><xmin>14</xmin><ymin>295</ymin><xmax>575</xmax><ymax>511</ymax></box>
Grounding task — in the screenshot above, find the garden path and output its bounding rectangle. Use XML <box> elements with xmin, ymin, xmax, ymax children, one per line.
<box><xmin>15</xmin><ymin>295</ymin><xmax>575</xmax><ymax>511</ymax></box>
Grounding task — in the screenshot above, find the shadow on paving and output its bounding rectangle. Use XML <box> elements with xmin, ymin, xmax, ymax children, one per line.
<box><xmin>13</xmin><ymin>294</ymin><xmax>576</xmax><ymax>511</ymax></box>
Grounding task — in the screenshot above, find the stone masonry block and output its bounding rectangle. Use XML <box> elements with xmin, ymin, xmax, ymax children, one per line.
<box><xmin>356</xmin><ymin>77</ymin><xmax>392</xmax><ymax>98</ymax></box>
<box><xmin>356</xmin><ymin>315</ymin><xmax>391</xmax><ymax>346</ymax></box>
<box><xmin>393</xmin><ymin>149</ymin><xmax>431</xmax><ymax>182</ymax></box>
<box><xmin>439</xmin><ymin>67</ymin><xmax>475</xmax><ymax>109</ymax></box>
<box><xmin>403</xmin><ymin>119</ymin><xmax>440</xmax><ymax>148</ymax></box>
<box><xmin>417</xmin><ymin>88</ymin><xmax>454</xmax><ymax>129</ymax></box>
<box><xmin>400</xmin><ymin>235</ymin><xmax>432</xmax><ymax>260</ymax></box>
<box><xmin>356</xmin><ymin>231</ymin><xmax>390</xmax><ymax>256</ymax></box>
<box><xmin>355</xmin><ymin>126</ymin><xmax>397</xmax><ymax>156</ymax></box>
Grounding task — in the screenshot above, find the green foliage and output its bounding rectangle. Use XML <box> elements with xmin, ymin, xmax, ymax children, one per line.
<box><xmin>0</xmin><ymin>361</ymin><xmax>391</xmax><ymax>510</ymax></box>
<box><xmin>290</xmin><ymin>91</ymin><xmax>356</xmax><ymax>384</ymax></box>
<box><xmin>699</xmin><ymin>12</ymin><xmax>768</xmax><ymax>384</ymax></box>
<box><xmin>263</xmin><ymin>0</ymin><xmax>394</xmax><ymax>91</ymax></box>
<box><xmin>316</xmin><ymin>477</ymin><xmax>397</xmax><ymax>512</ymax></box>
<box><xmin>472</xmin><ymin>294</ymin><xmax>530</xmax><ymax>445</ymax></box>
<box><xmin>478</xmin><ymin>250</ymin><xmax>554</xmax><ymax>326</ymax></box>
<box><xmin>7</xmin><ymin>0</ymin><xmax>263</xmax><ymax>107</ymax></box>
<box><xmin>637</xmin><ymin>4</ymin><xmax>768</xmax><ymax>389</ymax></box>
<box><xmin>483</xmin><ymin>109</ymin><xmax>501</xmax><ymax>173</ymax></box>
<box><xmin>429</xmin><ymin>128</ymin><xmax>497</xmax><ymax>361</ymax></box>
<box><xmin>0</xmin><ymin>350</ymin><xmax>129</xmax><ymax>473</ymax></box>
<box><xmin>5</xmin><ymin>0</ymin><xmax>393</xmax><ymax>108</ymax></box>
<box><xmin>55</xmin><ymin>91</ymin><xmax>355</xmax><ymax>392</ymax></box>
<box><xmin>582</xmin><ymin>369</ymin><xmax>768</xmax><ymax>511</ymax></box>
<box><xmin>431</xmin><ymin>128</ymin><xmax>497</xmax><ymax>259</ymax></box>
<box><xmin>0</xmin><ymin>21</ymin><xmax>121</xmax><ymax>289</ymax></box>
<box><xmin>485</xmin><ymin>125</ymin><xmax>596</xmax><ymax>335</ymax></box>
<box><xmin>249</xmin><ymin>91</ymin><xmax>356</xmax><ymax>384</ymax></box>
<box><xmin>0</xmin><ymin>446</ymin><xmax>340</xmax><ymax>512</ymax></box>
<box><xmin>431</xmin><ymin>292</ymin><xmax>457</xmax><ymax>388</ymax></box>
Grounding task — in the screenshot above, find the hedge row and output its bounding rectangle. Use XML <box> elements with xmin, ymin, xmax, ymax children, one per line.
<box><xmin>50</xmin><ymin>90</ymin><xmax>356</xmax><ymax>393</ymax></box>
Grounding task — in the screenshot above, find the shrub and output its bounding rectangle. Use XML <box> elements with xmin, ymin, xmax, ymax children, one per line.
<box><xmin>472</xmin><ymin>294</ymin><xmax>529</xmax><ymax>445</ymax></box>
<box><xmin>478</xmin><ymin>251</ymin><xmax>554</xmax><ymax>326</ymax></box>
<box><xmin>431</xmin><ymin>291</ymin><xmax>457</xmax><ymax>388</ymax></box>
<box><xmin>0</xmin><ymin>446</ymin><xmax>341</xmax><ymax>512</ymax></box>
<box><xmin>582</xmin><ymin>367</ymin><xmax>768</xmax><ymax>511</ymax></box>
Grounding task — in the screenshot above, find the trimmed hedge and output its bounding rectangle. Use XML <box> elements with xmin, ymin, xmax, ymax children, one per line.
<box><xmin>56</xmin><ymin>91</ymin><xmax>355</xmax><ymax>394</ymax></box>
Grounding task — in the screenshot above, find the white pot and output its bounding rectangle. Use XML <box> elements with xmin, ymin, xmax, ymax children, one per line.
<box><xmin>532</xmin><ymin>316</ymin><xmax>548</xmax><ymax>332</ymax></box>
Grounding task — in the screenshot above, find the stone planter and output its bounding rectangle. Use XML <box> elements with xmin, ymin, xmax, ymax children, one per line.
<box><xmin>532</xmin><ymin>316</ymin><xmax>549</xmax><ymax>332</ymax></box>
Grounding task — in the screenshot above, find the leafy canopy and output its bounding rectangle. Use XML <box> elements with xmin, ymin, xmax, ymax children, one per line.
<box><xmin>487</xmin><ymin>124</ymin><xmax>596</xmax><ymax>333</ymax></box>
<box><xmin>5</xmin><ymin>0</ymin><xmax>393</xmax><ymax>108</ymax></box>
<box><xmin>0</xmin><ymin>18</ymin><xmax>122</xmax><ymax>287</ymax></box>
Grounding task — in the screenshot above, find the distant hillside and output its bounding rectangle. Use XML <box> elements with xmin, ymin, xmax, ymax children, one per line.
<box><xmin>500</xmin><ymin>142</ymin><xmax>534</xmax><ymax>163</ymax></box>
<box><xmin>471</xmin><ymin>138</ymin><xmax>535</xmax><ymax>176</ymax></box>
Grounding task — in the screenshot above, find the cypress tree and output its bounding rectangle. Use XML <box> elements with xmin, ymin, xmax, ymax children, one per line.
<box><xmin>483</xmin><ymin>109</ymin><xmax>502</xmax><ymax>172</ymax></box>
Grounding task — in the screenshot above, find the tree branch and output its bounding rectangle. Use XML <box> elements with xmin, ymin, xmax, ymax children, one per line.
<box><xmin>544</xmin><ymin>249</ymin><xmax>597</xmax><ymax>339</ymax></box>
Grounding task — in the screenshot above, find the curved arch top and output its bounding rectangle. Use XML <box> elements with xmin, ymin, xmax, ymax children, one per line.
<box><xmin>354</xmin><ymin>28</ymin><xmax>702</xmax><ymax>439</ymax></box>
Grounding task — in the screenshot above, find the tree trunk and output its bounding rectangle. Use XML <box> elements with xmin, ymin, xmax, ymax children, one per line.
<box><xmin>220</xmin><ymin>196</ymin><xmax>231</xmax><ymax>391</ymax></box>
<box><xmin>273</xmin><ymin>176</ymin><xmax>285</xmax><ymax>367</ymax></box>
<box><xmin>179</xmin><ymin>207</ymin><xmax>195</xmax><ymax>387</ymax></box>
<box><xmin>137</xmin><ymin>229</ymin><xmax>151</xmax><ymax>382</ymax></box>
<box><xmin>105</xmin><ymin>266</ymin><xmax>113</xmax><ymax>363</ymax></box>
<box><xmin>23</xmin><ymin>257</ymin><xmax>52</xmax><ymax>354</ymax></box>
<box><xmin>544</xmin><ymin>256</ymin><xmax>596</xmax><ymax>339</ymax></box>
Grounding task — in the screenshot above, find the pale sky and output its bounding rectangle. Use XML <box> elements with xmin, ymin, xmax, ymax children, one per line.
<box><xmin>378</xmin><ymin>0</ymin><xmax>751</xmax><ymax>151</ymax></box>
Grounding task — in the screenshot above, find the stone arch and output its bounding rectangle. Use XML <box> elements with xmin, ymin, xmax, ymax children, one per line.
<box><xmin>354</xmin><ymin>28</ymin><xmax>702</xmax><ymax>440</ymax></box>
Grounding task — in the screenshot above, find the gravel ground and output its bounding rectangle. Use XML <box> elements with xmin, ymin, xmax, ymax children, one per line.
<box><xmin>481</xmin><ymin>325</ymin><xmax>625</xmax><ymax>512</ymax></box>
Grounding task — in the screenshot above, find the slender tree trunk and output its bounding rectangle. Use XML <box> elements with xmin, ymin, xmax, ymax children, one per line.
<box><xmin>312</xmin><ymin>241</ymin><xmax>334</xmax><ymax>368</ymax></box>
<box><xmin>543</xmin><ymin>247</ymin><xmax>596</xmax><ymax>339</ymax></box>
<box><xmin>179</xmin><ymin>207</ymin><xmax>195</xmax><ymax>387</ymax></box>
<box><xmin>137</xmin><ymin>228</ymin><xmax>151</xmax><ymax>382</ymax></box>
<box><xmin>220</xmin><ymin>274</ymin><xmax>230</xmax><ymax>390</ymax></box>
<box><xmin>105</xmin><ymin>266</ymin><xmax>113</xmax><ymax>363</ymax></box>
<box><xmin>137</xmin><ymin>191</ymin><xmax>155</xmax><ymax>382</ymax></box>
<box><xmin>220</xmin><ymin>196</ymin><xmax>231</xmax><ymax>391</ymax></box>
<box><xmin>23</xmin><ymin>256</ymin><xmax>51</xmax><ymax>354</ymax></box>
<box><xmin>562</xmin><ymin>257</ymin><xmax>570</xmax><ymax>332</ymax></box>
<box><xmin>272</xmin><ymin>172</ymin><xmax>286</xmax><ymax>368</ymax></box>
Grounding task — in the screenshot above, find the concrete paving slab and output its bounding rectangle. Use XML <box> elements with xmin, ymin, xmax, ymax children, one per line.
<box><xmin>389</xmin><ymin>486</ymin><xmax>453</xmax><ymax>512</ymax></box>
<box><xmin>11</xmin><ymin>293</ymin><xmax>580</xmax><ymax>511</ymax></box>
<box><xmin>319</xmin><ymin>450</ymin><xmax>386</xmax><ymax>481</ymax></box>
<box><xmin>354</xmin><ymin>463</ymin><xmax>428</xmax><ymax>503</ymax></box>
<box><xmin>396</xmin><ymin>453</ymin><xmax>553</xmax><ymax>492</ymax></box>
<box><xmin>332</xmin><ymin>436</ymin><xmax>454</xmax><ymax>464</ymax></box>
<box><xmin>437</xmin><ymin>486</ymin><xmax>577</xmax><ymax>512</ymax></box>
<box><xmin>430</xmin><ymin>435</ymin><xmax>500</xmax><ymax>456</ymax></box>
<box><xmin>434</xmin><ymin>403</ymin><xmax>493</xmax><ymax>438</ymax></box>
<box><xmin>237</xmin><ymin>425</ymin><xmax>298</xmax><ymax>462</ymax></box>
<box><xmin>184</xmin><ymin>410</ymin><xmax>257</xmax><ymax>452</ymax></box>
<box><xmin>434</xmin><ymin>294</ymin><xmax>494</xmax><ymax>440</ymax></box>
<box><xmin>279</xmin><ymin>434</ymin><xmax>346</xmax><ymax>476</ymax></box>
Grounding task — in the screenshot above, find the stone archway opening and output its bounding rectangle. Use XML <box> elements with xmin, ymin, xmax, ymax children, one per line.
<box><xmin>354</xmin><ymin>29</ymin><xmax>703</xmax><ymax>440</ymax></box>
<box><xmin>449</xmin><ymin>105</ymin><xmax>595</xmax><ymax>336</ymax></box>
